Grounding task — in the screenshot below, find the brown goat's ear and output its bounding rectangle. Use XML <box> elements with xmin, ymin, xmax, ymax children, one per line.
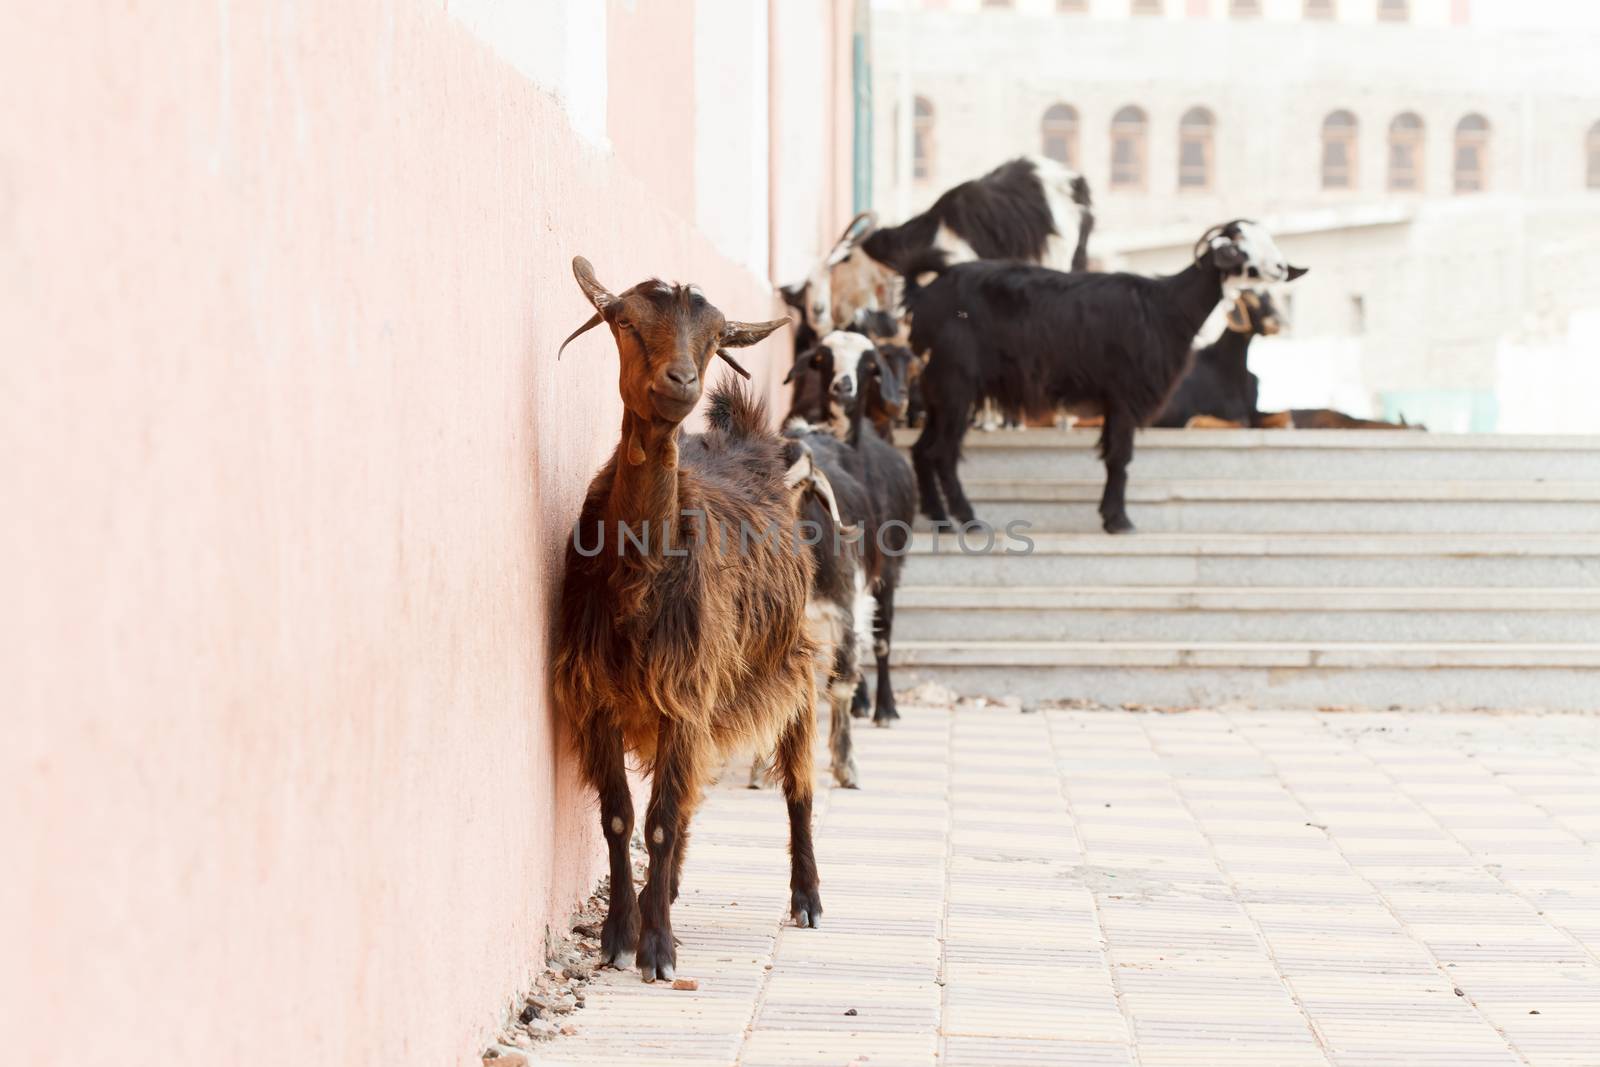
<box><xmin>720</xmin><ymin>317</ymin><xmax>790</xmax><ymax>349</ymax></box>
<box><xmin>557</xmin><ymin>312</ymin><xmax>604</xmax><ymax>359</ymax></box>
<box><xmin>715</xmin><ymin>349</ymin><xmax>753</xmax><ymax>380</ymax></box>
<box><xmin>571</xmin><ymin>256</ymin><xmax>617</xmax><ymax>312</ymax></box>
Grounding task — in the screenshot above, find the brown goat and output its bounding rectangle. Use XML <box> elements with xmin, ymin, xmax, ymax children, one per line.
<box><xmin>553</xmin><ymin>257</ymin><xmax>821</xmax><ymax>983</ymax></box>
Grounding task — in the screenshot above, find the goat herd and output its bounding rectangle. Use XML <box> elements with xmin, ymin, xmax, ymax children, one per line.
<box><xmin>553</xmin><ymin>156</ymin><xmax>1328</xmax><ymax>982</ymax></box>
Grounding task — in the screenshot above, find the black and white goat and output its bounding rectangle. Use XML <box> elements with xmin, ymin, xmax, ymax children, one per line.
<box><xmin>904</xmin><ymin>220</ymin><xmax>1308</xmax><ymax>534</ymax></box>
<box><xmin>783</xmin><ymin>331</ymin><xmax>918</xmax><ymax>725</ymax></box>
<box><xmin>1152</xmin><ymin>291</ymin><xmax>1425</xmax><ymax>432</ymax></box>
<box><xmin>770</xmin><ymin>433</ymin><xmax>873</xmax><ymax>788</ymax></box>
<box><xmin>1154</xmin><ymin>289</ymin><xmax>1283</xmax><ymax>429</ymax></box>
<box><xmin>814</xmin><ymin>155</ymin><xmax>1094</xmax><ymax>333</ymax></box>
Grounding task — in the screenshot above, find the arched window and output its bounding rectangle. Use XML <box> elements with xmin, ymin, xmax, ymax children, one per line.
<box><xmin>1131</xmin><ymin>0</ymin><xmax>1165</xmax><ymax>14</ymax></box>
<box><xmin>1378</xmin><ymin>0</ymin><xmax>1409</xmax><ymax>21</ymax></box>
<box><xmin>1304</xmin><ymin>0</ymin><xmax>1336</xmax><ymax>17</ymax></box>
<box><xmin>1587</xmin><ymin>120</ymin><xmax>1600</xmax><ymax>189</ymax></box>
<box><xmin>1041</xmin><ymin>104</ymin><xmax>1080</xmax><ymax>168</ymax></box>
<box><xmin>1230</xmin><ymin>0</ymin><xmax>1262</xmax><ymax>16</ymax></box>
<box><xmin>913</xmin><ymin>96</ymin><xmax>934</xmax><ymax>181</ymax></box>
<box><xmin>1322</xmin><ymin>110</ymin><xmax>1358</xmax><ymax>190</ymax></box>
<box><xmin>1111</xmin><ymin>106</ymin><xmax>1148</xmax><ymax>191</ymax></box>
<box><xmin>1388</xmin><ymin>112</ymin><xmax>1424</xmax><ymax>192</ymax></box>
<box><xmin>1454</xmin><ymin>113</ymin><xmax>1489</xmax><ymax>193</ymax></box>
<box><xmin>1179</xmin><ymin>107</ymin><xmax>1215</xmax><ymax>191</ymax></box>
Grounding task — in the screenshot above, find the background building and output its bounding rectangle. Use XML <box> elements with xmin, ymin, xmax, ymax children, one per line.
<box><xmin>870</xmin><ymin>0</ymin><xmax>1600</xmax><ymax>429</ymax></box>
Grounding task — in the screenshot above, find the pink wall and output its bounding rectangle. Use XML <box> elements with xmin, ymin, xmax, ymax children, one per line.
<box><xmin>1</xmin><ymin>2</ymin><xmax>788</xmax><ymax>1065</ymax></box>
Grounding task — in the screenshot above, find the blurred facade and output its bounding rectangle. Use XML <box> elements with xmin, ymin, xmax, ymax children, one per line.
<box><xmin>870</xmin><ymin>0</ymin><xmax>1600</xmax><ymax>429</ymax></box>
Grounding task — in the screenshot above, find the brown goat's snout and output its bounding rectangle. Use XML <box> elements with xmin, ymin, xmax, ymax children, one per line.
<box><xmin>651</xmin><ymin>361</ymin><xmax>702</xmax><ymax>420</ymax></box>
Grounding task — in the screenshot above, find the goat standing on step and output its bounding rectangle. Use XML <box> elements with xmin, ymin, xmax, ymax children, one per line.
<box><xmin>904</xmin><ymin>220</ymin><xmax>1307</xmax><ymax>533</ymax></box>
<box><xmin>553</xmin><ymin>258</ymin><xmax>820</xmax><ymax>983</ymax></box>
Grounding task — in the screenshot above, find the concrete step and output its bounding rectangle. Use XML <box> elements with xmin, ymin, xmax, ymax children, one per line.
<box><xmin>893</xmin><ymin>428</ymin><xmax>1600</xmax><ymax>483</ymax></box>
<box><xmin>894</xmin><ymin>586</ymin><xmax>1600</xmax><ymax>644</ymax></box>
<box><xmin>890</xmin><ymin>640</ymin><xmax>1600</xmax><ymax>711</ymax></box>
<box><xmin>953</xmin><ymin>478</ymin><xmax>1600</xmax><ymax>533</ymax></box>
<box><xmin>902</xmin><ymin>532</ymin><xmax>1600</xmax><ymax>588</ymax></box>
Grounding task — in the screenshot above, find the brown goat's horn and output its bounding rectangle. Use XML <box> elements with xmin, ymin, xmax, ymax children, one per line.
<box><xmin>571</xmin><ymin>256</ymin><xmax>617</xmax><ymax>312</ymax></box>
<box><xmin>720</xmin><ymin>317</ymin><xmax>791</xmax><ymax>349</ymax></box>
<box><xmin>557</xmin><ymin>312</ymin><xmax>603</xmax><ymax>359</ymax></box>
<box><xmin>715</xmin><ymin>349</ymin><xmax>753</xmax><ymax>380</ymax></box>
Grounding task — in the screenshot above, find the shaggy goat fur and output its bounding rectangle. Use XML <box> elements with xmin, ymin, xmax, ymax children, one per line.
<box><xmin>774</xmin><ymin>430</ymin><xmax>873</xmax><ymax>787</ymax></box>
<box><xmin>904</xmin><ymin>221</ymin><xmax>1307</xmax><ymax>533</ymax></box>
<box><xmin>784</xmin><ymin>331</ymin><xmax>918</xmax><ymax>724</ymax></box>
<box><xmin>553</xmin><ymin>258</ymin><xmax>819</xmax><ymax>984</ymax></box>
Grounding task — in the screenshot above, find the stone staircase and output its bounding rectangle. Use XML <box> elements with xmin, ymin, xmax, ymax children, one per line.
<box><xmin>890</xmin><ymin>428</ymin><xmax>1600</xmax><ymax>710</ymax></box>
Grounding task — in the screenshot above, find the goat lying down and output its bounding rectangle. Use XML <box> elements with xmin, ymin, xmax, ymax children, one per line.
<box><xmin>1154</xmin><ymin>289</ymin><xmax>1282</xmax><ymax>429</ymax></box>
<box><xmin>1156</xmin><ymin>291</ymin><xmax>1425</xmax><ymax>431</ymax></box>
<box><xmin>904</xmin><ymin>220</ymin><xmax>1307</xmax><ymax>533</ymax></box>
<box><xmin>553</xmin><ymin>258</ymin><xmax>820</xmax><ymax>983</ymax></box>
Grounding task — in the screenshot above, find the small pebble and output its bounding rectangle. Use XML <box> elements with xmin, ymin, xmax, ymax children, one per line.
<box><xmin>1530</xmin><ymin>1010</ymin><xmax>1540</xmax><ymax>1015</ymax></box>
<box><xmin>844</xmin><ymin>1008</ymin><xmax>858</xmax><ymax>1016</ymax></box>
<box><xmin>1454</xmin><ymin>988</ymin><xmax>1465</xmax><ymax>996</ymax></box>
<box><xmin>672</xmin><ymin>977</ymin><xmax>699</xmax><ymax>991</ymax></box>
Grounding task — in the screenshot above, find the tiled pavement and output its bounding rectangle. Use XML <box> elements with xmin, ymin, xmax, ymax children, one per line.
<box><xmin>530</xmin><ymin>707</ymin><xmax>1600</xmax><ymax>1066</ymax></box>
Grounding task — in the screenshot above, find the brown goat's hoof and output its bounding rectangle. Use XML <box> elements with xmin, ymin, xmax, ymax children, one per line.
<box><xmin>636</xmin><ymin>926</ymin><xmax>676</xmax><ymax>983</ymax></box>
<box><xmin>790</xmin><ymin>887</ymin><xmax>823</xmax><ymax>929</ymax></box>
<box><xmin>1103</xmin><ymin>516</ymin><xmax>1136</xmax><ymax>535</ymax></box>
<box><xmin>872</xmin><ymin>705</ymin><xmax>900</xmax><ymax>728</ymax></box>
<box><xmin>599</xmin><ymin>904</ymin><xmax>639</xmax><ymax>968</ymax></box>
<box><xmin>831</xmin><ymin>761</ymin><xmax>860</xmax><ymax>789</ymax></box>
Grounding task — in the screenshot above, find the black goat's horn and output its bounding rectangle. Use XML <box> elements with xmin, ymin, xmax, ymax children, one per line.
<box><xmin>557</xmin><ymin>312</ymin><xmax>603</xmax><ymax>359</ymax></box>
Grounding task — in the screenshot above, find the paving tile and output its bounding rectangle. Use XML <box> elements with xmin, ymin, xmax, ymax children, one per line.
<box><xmin>525</xmin><ymin>705</ymin><xmax>1600</xmax><ymax>1066</ymax></box>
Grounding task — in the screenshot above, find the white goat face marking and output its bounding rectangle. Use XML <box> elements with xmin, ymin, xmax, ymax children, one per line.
<box><xmin>819</xmin><ymin>330</ymin><xmax>874</xmax><ymax>401</ymax></box>
<box><xmin>610</xmin><ymin>816</ymin><xmax>624</xmax><ymax>836</ymax></box>
<box><xmin>804</xmin><ymin>261</ymin><xmax>834</xmax><ymax>333</ymax></box>
<box><xmin>1219</xmin><ymin>221</ymin><xmax>1294</xmax><ymax>289</ymax></box>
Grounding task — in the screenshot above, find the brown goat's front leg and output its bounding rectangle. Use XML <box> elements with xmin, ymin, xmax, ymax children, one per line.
<box><xmin>775</xmin><ymin>700</ymin><xmax>823</xmax><ymax>928</ymax></box>
<box><xmin>637</xmin><ymin>719</ymin><xmax>701</xmax><ymax>982</ymax></box>
<box><xmin>587</xmin><ymin>728</ymin><xmax>638</xmax><ymax>969</ymax></box>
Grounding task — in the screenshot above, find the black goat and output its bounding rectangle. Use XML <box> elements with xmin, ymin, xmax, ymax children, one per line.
<box><xmin>905</xmin><ymin>220</ymin><xmax>1307</xmax><ymax>534</ymax></box>
<box><xmin>1154</xmin><ymin>289</ymin><xmax>1282</xmax><ymax>428</ymax></box>
<box><xmin>773</xmin><ymin>433</ymin><xmax>872</xmax><ymax>787</ymax></box>
<box><xmin>784</xmin><ymin>332</ymin><xmax>918</xmax><ymax>725</ymax></box>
